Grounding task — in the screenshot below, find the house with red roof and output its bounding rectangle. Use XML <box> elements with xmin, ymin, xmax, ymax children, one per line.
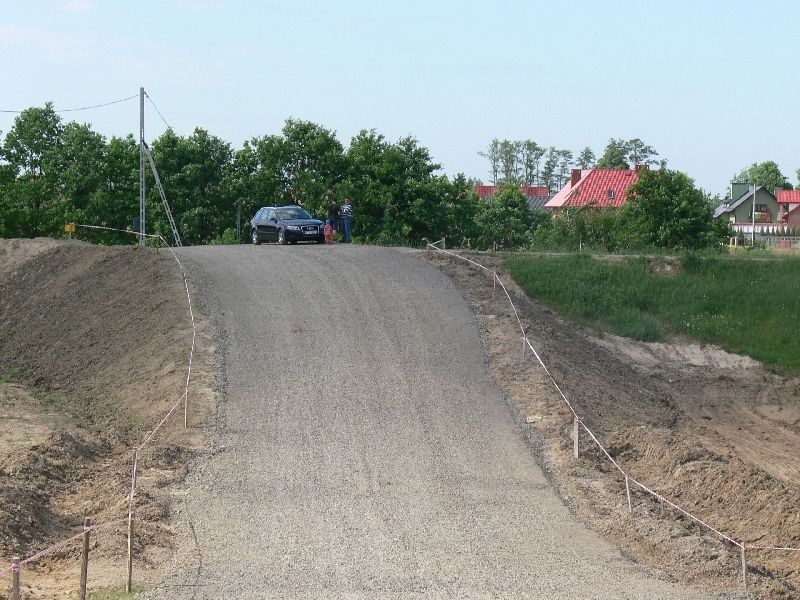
<box><xmin>475</xmin><ymin>184</ymin><xmax>551</xmax><ymax>210</ymax></box>
<box><xmin>777</xmin><ymin>190</ymin><xmax>800</xmax><ymax>229</ymax></box>
<box><xmin>544</xmin><ymin>167</ymin><xmax>644</xmax><ymax>212</ymax></box>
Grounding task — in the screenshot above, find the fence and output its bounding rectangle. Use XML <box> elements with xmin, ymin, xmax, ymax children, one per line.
<box><xmin>426</xmin><ymin>239</ymin><xmax>800</xmax><ymax>592</ymax></box>
<box><xmin>1</xmin><ymin>225</ymin><xmax>197</xmax><ymax>598</ymax></box>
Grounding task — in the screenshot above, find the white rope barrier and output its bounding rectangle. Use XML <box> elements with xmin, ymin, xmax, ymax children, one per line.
<box><xmin>0</xmin><ymin>519</ymin><xmax>128</xmax><ymax>577</ymax></box>
<box><xmin>0</xmin><ymin>224</ymin><xmax>200</xmax><ymax>579</ymax></box>
<box><xmin>426</xmin><ymin>243</ymin><xmax>800</xmax><ymax>561</ymax></box>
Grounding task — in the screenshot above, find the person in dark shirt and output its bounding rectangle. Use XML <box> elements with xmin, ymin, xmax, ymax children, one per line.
<box><xmin>326</xmin><ymin>195</ymin><xmax>339</xmax><ymax>239</ymax></box>
<box><xmin>339</xmin><ymin>197</ymin><xmax>353</xmax><ymax>243</ymax></box>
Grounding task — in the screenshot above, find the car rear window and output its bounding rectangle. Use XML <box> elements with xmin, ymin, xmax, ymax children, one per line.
<box><xmin>277</xmin><ymin>207</ymin><xmax>312</xmax><ymax>220</ymax></box>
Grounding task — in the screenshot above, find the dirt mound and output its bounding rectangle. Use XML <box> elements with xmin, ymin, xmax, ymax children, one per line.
<box><xmin>425</xmin><ymin>250</ymin><xmax>800</xmax><ymax>599</ymax></box>
<box><xmin>0</xmin><ymin>239</ymin><xmax>215</xmax><ymax>598</ymax></box>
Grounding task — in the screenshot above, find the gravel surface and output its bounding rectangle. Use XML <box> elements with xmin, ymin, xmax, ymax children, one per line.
<box><xmin>143</xmin><ymin>244</ymin><xmax>712</xmax><ymax>599</ymax></box>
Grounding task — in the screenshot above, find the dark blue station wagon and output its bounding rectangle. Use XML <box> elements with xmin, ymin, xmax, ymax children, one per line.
<box><xmin>251</xmin><ymin>206</ymin><xmax>325</xmax><ymax>245</ymax></box>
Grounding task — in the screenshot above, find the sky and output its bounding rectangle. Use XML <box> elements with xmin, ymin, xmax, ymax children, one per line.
<box><xmin>1</xmin><ymin>0</ymin><xmax>798</xmax><ymax>196</ymax></box>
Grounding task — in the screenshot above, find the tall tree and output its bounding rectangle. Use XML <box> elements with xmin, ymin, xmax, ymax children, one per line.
<box><xmin>595</xmin><ymin>138</ymin><xmax>630</xmax><ymax>169</ymax></box>
<box><xmin>150</xmin><ymin>127</ymin><xmax>237</xmax><ymax>245</ymax></box>
<box><xmin>556</xmin><ymin>149</ymin><xmax>574</xmax><ymax>189</ymax></box>
<box><xmin>498</xmin><ymin>139</ymin><xmax>520</xmax><ymax>184</ymax></box>
<box><xmin>625</xmin><ymin>138</ymin><xmax>658</xmax><ymax>166</ymax></box>
<box><xmin>246</xmin><ymin>119</ymin><xmax>344</xmax><ymax>220</ymax></box>
<box><xmin>519</xmin><ymin>140</ymin><xmax>544</xmax><ymax>186</ymax></box>
<box><xmin>1</xmin><ymin>103</ymin><xmax>65</xmax><ymax>236</ymax></box>
<box><xmin>540</xmin><ymin>147</ymin><xmax>560</xmax><ymax>193</ymax></box>
<box><xmin>576</xmin><ymin>146</ymin><xmax>595</xmax><ymax>169</ymax></box>
<box><xmin>734</xmin><ymin>161</ymin><xmax>793</xmax><ymax>191</ymax></box>
<box><xmin>478</xmin><ymin>139</ymin><xmax>501</xmax><ymax>185</ymax></box>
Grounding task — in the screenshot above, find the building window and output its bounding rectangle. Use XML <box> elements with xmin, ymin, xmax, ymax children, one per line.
<box><xmin>607</xmin><ymin>189</ymin><xmax>615</xmax><ymax>200</ymax></box>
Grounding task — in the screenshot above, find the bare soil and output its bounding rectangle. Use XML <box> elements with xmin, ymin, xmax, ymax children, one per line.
<box><xmin>424</xmin><ymin>250</ymin><xmax>800</xmax><ymax>600</ymax></box>
<box><xmin>0</xmin><ymin>239</ymin><xmax>216</xmax><ymax>599</ymax></box>
<box><xmin>2</xmin><ymin>239</ymin><xmax>798</xmax><ymax>598</ymax></box>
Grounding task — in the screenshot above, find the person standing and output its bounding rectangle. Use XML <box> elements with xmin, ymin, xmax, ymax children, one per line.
<box><xmin>326</xmin><ymin>195</ymin><xmax>339</xmax><ymax>238</ymax></box>
<box><xmin>339</xmin><ymin>197</ymin><xmax>353</xmax><ymax>243</ymax></box>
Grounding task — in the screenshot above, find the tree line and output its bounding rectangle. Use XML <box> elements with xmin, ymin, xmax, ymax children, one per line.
<box><xmin>1</xmin><ymin>104</ymin><xmax>792</xmax><ymax>251</ymax></box>
<box><xmin>0</xmin><ymin>104</ymin><xmax>481</xmax><ymax>247</ymax></box>
<box><xmin>477</xmin><ymin>138</ymin><xmax>662</xmax><ymax>191</ymax></box>
<box><xmin>478</xmin><ymin>137</ymin><xmax>797</xmax><ymax>196</ymax></box>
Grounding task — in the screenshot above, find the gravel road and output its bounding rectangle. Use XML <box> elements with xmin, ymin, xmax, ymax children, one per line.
<box><xmin>143</xmin><ymin>244</ymin><xmax>711</xmax><ymax>599</ymax></box>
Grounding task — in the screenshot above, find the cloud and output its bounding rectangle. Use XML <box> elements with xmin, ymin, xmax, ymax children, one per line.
<box><xmin>64</xmin><ymin>0</ymin><xmax>93</xmax><ymax>12</ymax></box>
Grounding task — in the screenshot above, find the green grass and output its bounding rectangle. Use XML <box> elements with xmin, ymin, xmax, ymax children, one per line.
<box><xmin>0</xmin><ymin>368</ymin><xmax>21</xmax><ymax>384</ymax></box>
<box><xmin>505</xmin><ymin>253</ymin><xmax>800</xmax><ymax>373</ymax></box>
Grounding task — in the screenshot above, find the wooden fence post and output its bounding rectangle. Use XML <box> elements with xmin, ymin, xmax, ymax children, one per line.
<box><xmin>11</xmin><ymin>556</ymin><xmax>20</xmax><ymax>600</ymax></box>
<box><xmin>79</xmin><ymin>517</ymin><xmax>91</xmax><ymax>600</ymax></box>
<box><xmin>126</xmin><ymin>514</ymin><xmax>134</xmax><ymax>593</ymax></box>
<box><xmin>573</xmin><ymin>417</ymin><xmax>579</xmax><ymax>459</ymax></box>
<box><xmin>741</xmin><ymin>546</ymin><xmax>748</xmax><ymax>591</ymax></box>
<box><xmin>126</xmin><ymin>448</ymin><xmax>138</xmax><ymax>593</ymax></box>
<box><xmin>625</xmin><ymin>476</ymin><xmax>632</xmax><ymax>513</ymax></box>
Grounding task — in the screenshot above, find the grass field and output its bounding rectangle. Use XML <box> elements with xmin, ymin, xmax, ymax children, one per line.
<box><xmin>505</xmin><ymin>253</ymin><xmax>800</xmax><ymax>373</ymax></box>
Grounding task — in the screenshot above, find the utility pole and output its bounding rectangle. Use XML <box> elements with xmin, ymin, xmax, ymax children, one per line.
<box><xmin>236</xmin><ymin>199</ymin><xmax>242</xmax><ymax>242</ymax></box>
<box><xmin>139</xmin><ymin>87</ymin><xmax>146</xmax><ymax>247</ymax></box>
<box><xmin>751</xmin><ymin>183</ymin><xmax>756</xmax><ymax>246</ymax></box>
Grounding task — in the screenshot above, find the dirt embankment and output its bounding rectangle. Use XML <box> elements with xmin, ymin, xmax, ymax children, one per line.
<box><xmin>425</xmin><ymin>251</ymin><xmax>800</xmax><ymax>600</ymax></box>
<box><xmin>0</xmin><ymin>239</ymin><xmax>215</xmax><ymax>599</ymax></box>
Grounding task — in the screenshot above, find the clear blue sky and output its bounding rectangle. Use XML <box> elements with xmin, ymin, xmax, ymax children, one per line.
<box><xmin>2</xmin><ymin>0</ymin><xmax>798</xmax><ymax>196</ymax></box>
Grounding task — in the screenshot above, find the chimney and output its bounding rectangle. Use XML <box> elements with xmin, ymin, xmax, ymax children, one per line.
<box><xmin>570</xmin><ymin>168</ymin><xmax>582</xmax><ymax>187</ymax></box>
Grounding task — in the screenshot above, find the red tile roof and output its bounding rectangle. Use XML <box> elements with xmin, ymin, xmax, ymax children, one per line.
<box><xmin>777</xmin><ymin>190</ymin><xmax>800</xmax><ymax>204</ymax></box>
<box><xmin>546</xmin><ymin>169</ymin><xmax>640</xmax><ymax>210</ymax></box>
<box><xmin>475</xmin><ymin>185</ymin><xmax>496</xmax><ymax>199</ymax></box>
<box><xmin>520</xmin><ymin>185</ymin><xmax>550</xmax><ymax>198</ymax></box>
<box><xmin>563</xmin><ymin>169</ymin><xmax>639</xmax><ymax>208</ymax></box>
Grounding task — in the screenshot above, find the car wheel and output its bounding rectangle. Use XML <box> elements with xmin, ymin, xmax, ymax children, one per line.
<box><xmin>277</xmin><ymin>229</ymin><xmax>286</xmax><ymax>245</ymax></box>
<box><xmin>251</xmin><ymin>230</ymin><xmax>260</xmax><ymax>245</ymax></box>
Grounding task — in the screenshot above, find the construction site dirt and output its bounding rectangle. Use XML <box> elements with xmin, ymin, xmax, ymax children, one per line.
<box><xmin>0</xmin><ymin>239</ymin><xmax>797</xmax><ymax>598</ymax></box>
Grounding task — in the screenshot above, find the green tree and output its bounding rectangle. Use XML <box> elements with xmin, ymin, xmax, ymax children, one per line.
<box><xmin>541</xmin><ymin>147</ymin><xmax>559</xmax><ymax>193</ymax></box>
<box><xmin>476</xmin><ymin>185</ymin><xmax>535</xmax><ymax>249</ymax></box>
<box><xmin>620</xmin><ymin>168</ymin><xmax>729</xmax><ymax>249</ymax></box>
<box><xmin>596</xmin><ymin>138</ymin><xmax>630</xmax><ymax>169</ymax></box>
<box><xmin>246</xmin><ymin>119</ymin><xmax>344</xmax><ymax>219</ymax></box>
<box><xmin>342</xmin><ymin>130</ymin><xmax>454</xmax><ymax>246</ymax></box>
<box><xmin>734</xmin><ymin>161</ymin><xmax>792</xmax><ymax>191</ymax></box>
<box><xmin>1</xmin><ymin>103</ymin><xmax>65</xmax><ymax>236</ymax></box>
<box><xmin>556</xmin><ymin>149</ymin><xmax>574</xmax><ymax>190</ymax></box>
<box><xmin>150</xmin><ymin>127</ymin><xmax>237</xmax><ymax>245</ymax></box>
<box><xmin>498</xmin><ymin>139</ymin><xmax>520</xmax><ymax>184</ymax></box>
<box><xmin>625</xmin><ymin>138</ymin><xmax>658</xmax><ymax>166</ymax></box>
<box><xmin>519</xmin><ymin>140</ymin><xmax>545</xmax><ymax>186</ymax></box>
<box><xmin>478</xmin><ymin>139</ymin><xmax>501</xmax><ymax>185</ymax></box>
<box><xmin>576</xmin><ymin>146</ymin><xmax>595</xmax><ymax>169</ymax></box>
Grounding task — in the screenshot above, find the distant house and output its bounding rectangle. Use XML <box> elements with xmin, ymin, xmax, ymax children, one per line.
<box><xmin>544</xmin><ymin>167</ymin><xmax>644</xmax><ymax>213</ymax></box>
<box><xmin>475</xmin><ymin>184</ymin><xmax>551</xmax><ymax>211</ymax></box>
<box><xmin>713</xmin><ymin>184</ymin><xmax>782</xmax><ymax>234</ymax></box>
<box><xmin>777</xmin><ymin>190</ymin><xmax>800</xmax><ymax>229</ymax></box>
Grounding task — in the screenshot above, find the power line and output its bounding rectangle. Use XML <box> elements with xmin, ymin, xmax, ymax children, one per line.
<box><xmin>0</xmin><ymin>93</ymin><xmax>138</xmax><ymax>114</ymax></box>
<box><xmin>145</xmin><ymin>92</ymin><xmax>173</xmax><ymax>130</ymax></box>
